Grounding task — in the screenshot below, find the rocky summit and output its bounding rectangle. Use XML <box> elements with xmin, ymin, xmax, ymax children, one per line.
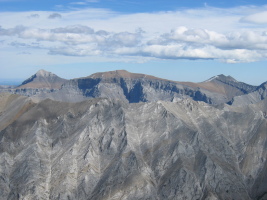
<box><xmin>0</xmin><ymin>70</ymin><xmax>267</xmax><ymax>200</ymax></box>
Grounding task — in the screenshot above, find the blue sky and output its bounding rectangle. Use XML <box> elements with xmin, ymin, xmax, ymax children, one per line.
<box><xmin>1</xmin><ymin>0</ymin><xmax>267</xmax><ymax>12</ymax></box>
<box><xmin>1</xmin><ymin>0</ymin><xmax>267</xmax><ymax>85</ymax></box>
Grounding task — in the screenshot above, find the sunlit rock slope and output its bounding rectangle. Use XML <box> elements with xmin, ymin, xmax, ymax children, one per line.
<box><xmin>1</xmin><ymin>93</ymin><xmax>267</xmax><ymax>200</ymax></box>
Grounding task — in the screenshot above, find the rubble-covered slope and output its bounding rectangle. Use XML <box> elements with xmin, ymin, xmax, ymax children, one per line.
<box><xmin>1</xmin><ymin>94</ymin><xmax>267</xmax><ymax>200</ymax></box>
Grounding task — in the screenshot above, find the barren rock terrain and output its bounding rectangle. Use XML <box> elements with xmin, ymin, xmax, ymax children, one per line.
<box><xmin>0</xmin><ymin>92</ymin><xmax>267</xmax><ymax>199</ymax></box>
<box><xmin>1</xmin><ymin>70</ymin><xmax>267</xmax><ymax>200</ymax></box>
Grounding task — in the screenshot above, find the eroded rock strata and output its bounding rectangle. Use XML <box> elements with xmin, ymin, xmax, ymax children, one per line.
<box><xmin>1</xmin><ymin>93</ymin><xmax>267</xmax><ymax>200</ymax></box>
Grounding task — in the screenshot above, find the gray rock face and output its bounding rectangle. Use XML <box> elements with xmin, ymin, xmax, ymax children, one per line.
<box><xmin>230</xmin><ymin>82</ymin><xmax>267</xmax><ymax>106</ymax></box>
<box><xmin>1</xmin><ymin>93</ymin><xmax>267</xmax><ymax>200</ymax></box>
<box><xmin>203</xmin><ymin>74</ymin><xmax>257</xmax><ymax>100</ymax></box>
<box><xmin>37</xmin><ymin>70</ymin><xmax>235</xmax><ymax>105</ymax></box>
<box><xmin>1</xmin><ymin>70</ymin><xmax>258</xmax><ymax>106</ymax></box>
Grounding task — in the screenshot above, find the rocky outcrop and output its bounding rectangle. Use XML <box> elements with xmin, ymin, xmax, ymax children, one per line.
<box><xmin>1</xmin><ymin>94</ymin><xmax>267</xmax><ymax>199</ymax></box>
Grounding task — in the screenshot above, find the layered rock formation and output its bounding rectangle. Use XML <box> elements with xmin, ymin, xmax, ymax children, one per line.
<box><xmin>55</xmin><ymin>70</ymin><xmax>257</xmax><ymax>105</ymax></box>
<box><xmin>1</xmin><ymin>69</ymin><xmax>261</xmax><ymax>106</ymax></box>
<box><xmin>5</xmin><ymin>69</ymin><xmax>258</xmax><ymax>105</ymax></box>
<box><xmin>1</xmin><ymin>70</ymin><xmax>267</xmax><ymax>200</ymax></box>
<box><xmin>0</xmin><ymin>93</ymin><xmax>267</xmax><ymax>200</ymax></box>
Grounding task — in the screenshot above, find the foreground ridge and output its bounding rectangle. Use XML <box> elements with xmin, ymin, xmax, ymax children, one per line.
<box><xmin>0</xmin><ymin>94</ymin><xmax>267</xmax><ymax>199</ymax></box>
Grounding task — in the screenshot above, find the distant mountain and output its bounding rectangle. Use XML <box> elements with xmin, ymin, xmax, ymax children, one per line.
<box><xmin>45</xmin><ymin>70</ymin><xmax>229</xmax><ymax>104</ymax></box>
<box><xmin>18</xmin><ymin>69</ymin><xmax>67</xmax><ymax>89</ymax></box>
<box><xmin>181</xmin><ymin>74</ymin><xmax>257</xmax><ymax>102</ymax></box>
<box><xmin>230</xmin><ymin>81</ymin><xmax>267</xmax><ymax>106</ymax></box>
<box><xmin>54</xmin><ymin>70</ymin><xmax>259</xmax><ymax>105</ymax></box>
<box><xmin>0</xmin><ymin>69</ymin><xmax>262</xmax><ymax>106</ymax></box>
<box><xmin>0</xmin><ymin>69</ymin><xmax>68</xmax><ymax>97</ymax></box>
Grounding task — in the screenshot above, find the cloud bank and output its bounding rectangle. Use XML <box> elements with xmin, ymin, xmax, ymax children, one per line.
<box><xmin>1</xmin><ymin>6</ymin><xmax>267</xmax><ymax>63</ymax></box>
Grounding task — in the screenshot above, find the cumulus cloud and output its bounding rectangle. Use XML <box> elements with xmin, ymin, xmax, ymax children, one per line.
<box><xmin>10</xmin><ymin>41</ymin><xmax>41</xmax><ymax>49</ymax></box>
<box><xmin>48</xmin><ymin>13</ymin><xmax>62</xmax><ymax>19</ymax></box>
<box><xmin>0</xmin><ymin>25</ymin><xmax>27</xmax><ymax>36</ymax></box>
<box><xmin>49</xmin><ymin>46</ymin><xmax>101</xmax><ymax>57</ymax></box>
<box><xmin>28</xmin><ymin>14</ymin><xmax>40</xmax><ymax>19</ymax></box>
<box><xmin>153</xmin><ymin>27</ymin><xmax>267</xmax><ymax>50</ymax></box>
<box><xmin>240</xmin><ymin>11</ymin><xmax>267</xmax><ymax>24</ymax></box>
<box><xmin>2</xmin><ymin>5</ymin><xmax>267</xmax><ymax>64</ymax></box>
<box><xmin>51</xmin><ymin>25</ymin><xmax>94</xmax><ymax>34</ymax></box>
<box><xmin>1</xmin><ymin>24</ymin><xmax>267</xmax><ymax>63</ymax></box>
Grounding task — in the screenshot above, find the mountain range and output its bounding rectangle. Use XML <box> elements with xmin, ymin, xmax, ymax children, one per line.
<box><xmin>0</xmin><ymin>69</ymin><xmax>267</xmax><ymax>200</ymax></box>
<box><xmin>0</xmin><ymin>69</ymin><xmax>263</xmax><ymax>105</ymax></box>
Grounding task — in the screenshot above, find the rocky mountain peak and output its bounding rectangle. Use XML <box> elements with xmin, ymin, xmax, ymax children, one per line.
<box><xmin>204</xmin><ymin>74</ymin><xmax>237</xmax><ymax>83</ymax></box>
<box><xmin>18</xmin><ymin>69</ymin><xmax>67</xmax><ymax>89</ymax></box>
<box><xmin>35</xmin><ymin>69</ymin><xmax>55</xmax><ymax>77</ymax></box>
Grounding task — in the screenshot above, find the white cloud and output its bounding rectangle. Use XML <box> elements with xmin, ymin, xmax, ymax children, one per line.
<box><xmin>1</xmin><ymin>23</ymin><xmax>267</xmax><ymax>63</ymax></box>
<box><xmin>240</xmin><ymin>11</ymin><xmax>267</xmax><ymax>24</ymax></box>
<box><xmin>155</xmin><ymin>27</ymin><xmax>267</xmax><ymax>50</ymax></box>
<box><xmin>70</xmin><ymin>2</ymin><xmax>87</xmax><ymax>5</ymax></box>
<box><xmin>48</xmin><ymin>13</ymin><xmax>62</xmax><ymax>19</ymax></box>
<box><xmin>27</xmin><ymin>14</ymin><xmax>40</xmax><ymax>19</ymax></box>
<box><xmin>51</xmin><ymin>25</ymin><xmax>94</xmax><ymax>34</ymax></box>
<box><xmin>70</xmin><ymin>0</ymin><xmax>99</xmax><ymax>4</ymax></box>
<box><xmin>1</xmin><ymin>5</ymin><xmax>267</xmax><ymax>65</ymax></box>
